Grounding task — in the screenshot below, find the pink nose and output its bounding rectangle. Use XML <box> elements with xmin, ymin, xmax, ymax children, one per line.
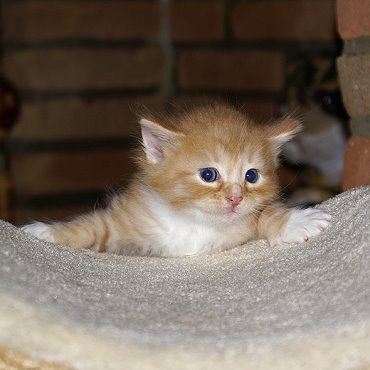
<box><xmin>226</xmin><ymin>195</ymin><xmax>243</xmax><ymax>207</ymax></box>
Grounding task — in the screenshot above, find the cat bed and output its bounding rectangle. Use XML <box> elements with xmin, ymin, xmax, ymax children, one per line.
<box><xmin>0</xmin><ymin>187</ymin><xmax>369</xmax><ymax>370</ymax></box>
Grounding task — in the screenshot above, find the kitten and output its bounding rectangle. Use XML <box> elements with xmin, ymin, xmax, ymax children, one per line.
<box><xmin>22</xmin><ymin>103</ymin><xmax>331</xmax><ymax>257</ymax></box>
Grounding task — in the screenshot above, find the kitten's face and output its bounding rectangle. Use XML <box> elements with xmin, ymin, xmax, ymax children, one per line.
<box><xmin>139</xmin><ymin>104</ymin><xmax>300</xmax><ymax>223</ymax></box>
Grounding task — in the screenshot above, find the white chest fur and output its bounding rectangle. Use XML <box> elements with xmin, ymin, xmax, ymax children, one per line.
<box><xmin>137</xmin><ymin>191</ymin><xmax>253</xmax><ymax>257</ymax></box>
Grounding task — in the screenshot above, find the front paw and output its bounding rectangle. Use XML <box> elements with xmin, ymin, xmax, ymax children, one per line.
<box><xmin>21</xmin><ymin>222</ymin><xmax>55</xmax><ymax>243</ymax></box>
<box><xmin>270</xmin><ymin>208</ymin><xmax>331</xmax><ymax>246</ymax></box>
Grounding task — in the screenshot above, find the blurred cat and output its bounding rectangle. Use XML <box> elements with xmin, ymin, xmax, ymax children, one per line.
<box><xmin>22</xmin><ymin>103</ymin><xmax>331</xmax><ymax>257</ymax></box>
<box><xmin>279</xmin><ymin>55</ymin><xmax>348</xmax><ymax>206</ymax></box>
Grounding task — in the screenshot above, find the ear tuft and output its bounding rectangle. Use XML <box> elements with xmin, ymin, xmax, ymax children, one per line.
<box><xmin>268</xmin><ymin>117</ymin><xmax>302</xmax><ymax>150</ymax></box>
<box><xmin>140</xmin><ymin>118</ymin><xmax>182</xmax><ymax>163</ymax></box>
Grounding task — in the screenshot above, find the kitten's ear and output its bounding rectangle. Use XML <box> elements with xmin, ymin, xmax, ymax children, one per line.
<box><xmin>140</xmin><ymin>118</ymin><xmax>183</xmax><ymax>163</ymax></box>
<box><xmin>268</xmin><ymin>117</ymin><xmax>302</xmax><ymax>151</ymax></box>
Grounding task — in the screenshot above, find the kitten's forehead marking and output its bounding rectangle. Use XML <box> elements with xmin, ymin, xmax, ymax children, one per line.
<box><xmin>214</xmin><ymin>145</ymin><xmax>265</xmax><ymax>183</ymax></box>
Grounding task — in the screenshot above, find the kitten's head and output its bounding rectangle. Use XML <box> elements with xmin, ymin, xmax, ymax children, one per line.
<box><xmin>137</xmin><ymin>103</ymin><xmax>301</xmax><ymax>223</ymax></box>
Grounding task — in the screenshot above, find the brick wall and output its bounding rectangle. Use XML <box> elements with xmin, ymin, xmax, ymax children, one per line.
<box><xmin>337</xmin><ymin>0</ymin><xmax>370</xmax><ymax>190</ymax></box>
<box><xmin>0</xmin><ymin>0</ymin><xmax>337</xmax><ymax>224</ymax></box>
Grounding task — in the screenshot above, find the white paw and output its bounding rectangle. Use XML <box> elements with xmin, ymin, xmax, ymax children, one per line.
<box><xmin>21</xmin><ymin>222</ymin><xmax>55</xmax><ymax>243</ymax></box>
<box><xmin>271</xmin><ymin>208</ymin><xmax>331</xmax><ymax>246</ymax></box>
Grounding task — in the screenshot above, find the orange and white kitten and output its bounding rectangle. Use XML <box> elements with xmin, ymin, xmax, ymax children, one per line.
<box><xmin>22</xmin><ymin>104</ymin><xmax>331</xmax><ymax>257</ymax></box>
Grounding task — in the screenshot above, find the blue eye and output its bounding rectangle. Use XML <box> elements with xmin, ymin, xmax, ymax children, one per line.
<box><xmin>200</xmin><ymin>168</ymin><xmax>219</xmax><ymax>182</ymax></box>
<box><xmin>245</xmin><ymin>169</ymin><xmax>259</xmax><ymax>183</ymax></box>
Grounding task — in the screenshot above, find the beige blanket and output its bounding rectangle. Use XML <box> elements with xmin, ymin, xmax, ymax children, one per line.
<box><xmin>0</xmin><ymin>187</ymin><xmax>369</xmax><ymax>370</ymax></box>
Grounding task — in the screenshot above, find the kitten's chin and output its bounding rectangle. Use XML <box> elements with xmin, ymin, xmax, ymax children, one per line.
<box><xmin>193</xmin><ymin>205</ymin><xmax>252</xmax><ymax>225</ymax></box>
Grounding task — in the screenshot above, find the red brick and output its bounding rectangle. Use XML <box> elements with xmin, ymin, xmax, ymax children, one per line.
<box><xmin>171</xmin><ymin>1</ymin><xmax>224</xmax><ymax>41</ymax></box>
<box><xmin>11</xmin><ymin>149</ymin><xmax>135</xmax><ymax>196</ymax></box>
<box><xmin>239</xmin><ymin>100</ymin><xmax>278</xmax><ymax>121</ymax></box>
<box><xmin>3</xmin><ymin>47</ymin><xmax>162</xmax><ymax>91</ymax></box>
<box><xmin>232</xmin><ymin>0</ymin><xmax>335</xmax><ymax>41</ymax></box>
<box><xmin>166</xmin><ymin>96</ymin><xmax>277</xmax><ymax>121</ymax></box>
<box><xmin>11</xmin><ymin>96</ymin><xmax>164</xmax><ymax>141</ymax></box>
<box><xmin>2</xmin><ymin>0</ymin><xmax>159</xmax><ymax>41</ymax></box>
<box><xmin>178</xmin><ymin>50</ymin><xmax>285</xmax><ymax>92</ymax></box>
<box><xmin>337</xmin><ymin>54</ymin><xmax>370</xmax><ymax>117</ymax></box>
<box><xmin>337</xmin><ymin>0</ymin><xmax>370</xmax><ymax>39</ymax></box>
<box><xmin>342</xmin><ymin>136</ymin><xmax>370</xmax><ymax>191</ymax></box>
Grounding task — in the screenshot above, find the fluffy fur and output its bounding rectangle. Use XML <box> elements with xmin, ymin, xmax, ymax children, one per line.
<box><xmin>22</xmin><ymin>103</ymin><xmax>331</xmax><ymax>257</ymax></box>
